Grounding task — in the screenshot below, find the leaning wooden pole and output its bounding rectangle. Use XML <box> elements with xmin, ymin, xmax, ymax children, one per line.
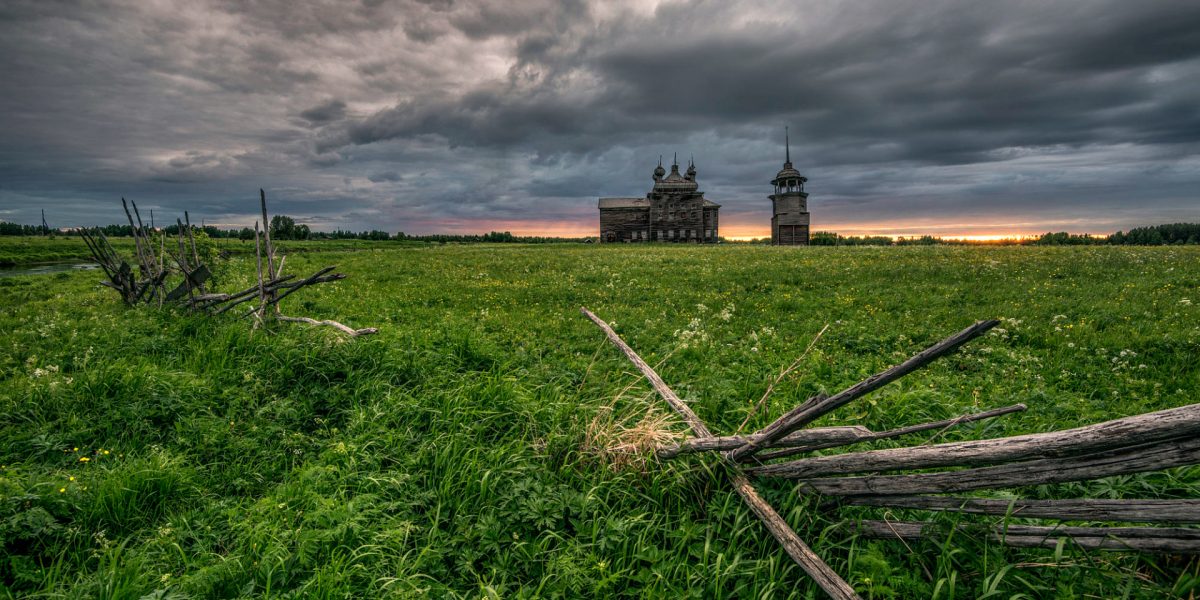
<box><xmin>662</xmin><ymin>402</ymin><xmax>1025</xmax><ymax>461</ymax></box>
<box><xmin>176</xmin><ymin>218</ymin><xmax>195</xmax><ymax>305</ymax></box>
<box><xmin>754</xmin><ymin>403</ymin><xmax>1027</xmax><ymax>461</ymax></box>
<box><xmin>121</xmin><ymin>197</ymin><xmax>152</xmax><ymax>279</ymax></box>
<box><xmin>259</xmin><ymin>189</ymin><xmax>276</xmax><ymax>286</ymax></box>
<box><xmin>184</xmin><ymin>211</ymin><xmax>205</xmax><ymax>294</ymax></box>
<box><xmin>728</xmin><ymin>320</ymin><xmax>999</xmax><ymax>462</ymax></box>
<box><xmin>581</xmin><ymin>307</ymin><xmax>861</xmax><ymax>600</ymax></box>
<box><xmin>253</xmin><ymin>221</ymin><xmax>266</xmax><ymax>326</ymax></box>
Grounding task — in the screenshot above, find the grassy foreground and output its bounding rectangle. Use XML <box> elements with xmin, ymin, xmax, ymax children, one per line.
<box><xmin>2</xmin><ymin>241</ymin><xmax>1199</xmax><ymax>599</ymax></box>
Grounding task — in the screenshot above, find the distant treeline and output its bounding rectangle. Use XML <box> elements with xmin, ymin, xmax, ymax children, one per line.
<box><xmin>393</xmin><ymin>232</ymin><xmax>585</xmax><ymax>243</ymax></box>
<box><xmin>1031</xmin><ymin>223</ymin><xmax>1200</xmax><ymax>245</ymax></box>
<box><xmin>0</xmin><ymin>215</ymin><xmax>581</xmax><ymax>244</ymax></box>
<box><xmin>810</xmin><ymin>232</ymin><xmax>937</xmax><ymax>246</ymax></box>
<box><xmin>4</xmin><ymin>217</ymin><xmax>1198</xmax><ymax>246</ymax></box>
<box><xmin>806</xmin><ymin>224</ymin><xmax>1200</xmax><ymax>246</ymax></box>
<box><xmin>0</xmin><ymin>222</ymin><xmax>52</xmax><ymax>236</ymax></box>
<box><xmin>809</xmin><ymin>233</ymin><xmax>983</xmax><ymax>246</ymax></box>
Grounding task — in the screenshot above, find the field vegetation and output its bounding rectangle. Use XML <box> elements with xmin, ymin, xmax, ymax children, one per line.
<box><xmin>1</xmin><ymin>239</ymin><xmax>1198</xmax><ymax>598</ymax></box>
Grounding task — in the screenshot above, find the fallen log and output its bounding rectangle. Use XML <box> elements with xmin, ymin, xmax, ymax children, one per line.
<box><xmin>728</xmin><ymin>320</ymin><xmax>999</xmax><ymax>462</ymax></box>
<box><xmin>277</xmin><ymin>315</ymin><xmax>378</xmax><ymax>337</ymax></box>
<box><xmin>259</xmin><ymin>266</ymin><xmax>340</xmax><ymax>309</ymax></box>
<box><xmin>791</xmin><ymin>436</ymin><xmax>1200</xmax><ymax>496</ymax></box>
<box><xmin>840</xmin><ymin>497</ymin><xmax>1200</xmax><ymax>524</ymax></box>
<box><xmin>755</xmin><ymin>403</ymin><xmax>1027</xmax><ymax>462</ymax></box>
<box><xmin>851</xmin><ymin>520</ymin><xmax>1200</xmax><ymax>553</ymax></box>
<box><xmin>657</xmin><ymin>425</ymin><xmax>872</xmax><ymax>459</ymax></box>
<box><xmin>203</xmin><ymin>274</ymin><xmax>298</xmax><ymax>312</ymax></box>
<box><xmin>750</xmin><ymin>402</ymin><xmax>1200</xmax><ymax>478</ymax></box>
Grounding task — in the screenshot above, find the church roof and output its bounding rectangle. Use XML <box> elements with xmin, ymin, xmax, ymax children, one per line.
<box><xmin>771</xmin><ymin>161</ymin><xmax>806</xmax><ymax>185</ymax></box>
<box><xmin>598</xmin><ymin>197</ymin><xmax>650</xmax><ymax>209</ymax></box>
<box><xmin>600</xmin><ymin>156</ymin><xmax>719</xmax><ymax>208</ymax></box>
<box><xmin>655</xmin><ymin>160</ymin><xmax>699</xmax><ymax>191</ymax></box>
<box><xmin>598</xmin><ymin>197</ymin><xmax>717</xmax><ymax>209</ymax></box>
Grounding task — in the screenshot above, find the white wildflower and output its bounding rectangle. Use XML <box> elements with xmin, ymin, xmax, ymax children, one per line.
<box><xmin>717</xmin><ymin>304</ymin><xmax>735</xmax><ymax>321</ymax></box>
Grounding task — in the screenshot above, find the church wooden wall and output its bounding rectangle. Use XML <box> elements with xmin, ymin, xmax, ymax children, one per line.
<box><xmin>600</xmin><ymin>206</ymin><xmax>720</xmax><ymax>243</ymax></box>
<box><xmin>599</xmin><ymin>208</ymin><xmax>650</xmax><ymax>243</ymax></box>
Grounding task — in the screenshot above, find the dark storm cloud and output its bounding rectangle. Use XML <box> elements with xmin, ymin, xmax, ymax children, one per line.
<box><xmin>367</xmin><ymin>170</ymin><xmax>403</xmax><ymax>183</ymax></box>
<box><xmin>299</xmin><ymin>100</ymin><xmax>348</xmax><ymax>127</ymax></box>
<box><xmin>334</xmin><ymin>1</ymin><xmax>1200</xmax><ymax>159</ymax></box>
<box><xmin>1</xmin><ymin>0</ymin><xmax>1198</xmax><ymax>235</ymax></box>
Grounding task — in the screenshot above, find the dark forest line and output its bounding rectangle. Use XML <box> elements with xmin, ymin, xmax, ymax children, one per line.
<box><xmin>3</xmin><ymin>217</ymin><xmax>1198</xmax><ymax>246</ymax></box>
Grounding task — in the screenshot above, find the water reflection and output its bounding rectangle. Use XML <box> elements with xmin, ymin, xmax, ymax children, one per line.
<box><xmin>0</xmin><ymin>261</ymin><xmax>100</xmax><ymax>278</ymax></box>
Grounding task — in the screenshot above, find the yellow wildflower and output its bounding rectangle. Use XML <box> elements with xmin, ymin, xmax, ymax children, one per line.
<box><xmin>79</xmin><ymin>457</ymin><xmax>90</xmax><ymax>462</ymax></box>
<box><xmin>69</xmin><ymin>476</ymin><xmax>75</xmax><ymax>481</ymax></box>
<box><xmin>59</xmin><ymin>487</ymin><xmax>65</xmax><ymax>493</ymax></box>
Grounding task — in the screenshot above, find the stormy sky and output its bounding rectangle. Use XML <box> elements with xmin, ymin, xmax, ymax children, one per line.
<box><xmin>1</xmin><ymin>0</ymin><xmax>1198</xmax><ymax>238</ymax></box>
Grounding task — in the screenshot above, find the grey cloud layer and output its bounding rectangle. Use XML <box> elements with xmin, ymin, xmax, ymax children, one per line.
<box><xmin>1</xmin><ymin>0</ymin><xmax>1197</xmax><ymax>234</ymax></box>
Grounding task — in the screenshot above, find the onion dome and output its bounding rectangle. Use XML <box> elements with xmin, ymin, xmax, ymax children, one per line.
<box><xmin>653</xmin><ymin>156</ymin><xmax>666</xmax><ymax>181</ymax></box>
<box><xmin>772</xmin><ymin>163</ymin><xmax>806</xmax><ymax>185</ymax></box>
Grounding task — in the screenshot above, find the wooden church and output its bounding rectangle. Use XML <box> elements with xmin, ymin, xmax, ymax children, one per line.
<box><xmin>597</xmin><ymin>155</ymin><xmax>720</xmax><ymax>243</ymax></box>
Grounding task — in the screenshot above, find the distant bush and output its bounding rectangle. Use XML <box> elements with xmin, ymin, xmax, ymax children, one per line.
<box><xmin>810</xmin><ymin>232</ymin><xmax>895</xmax><ymax>246</ymax></box>
<box><xmin>1028</xmin><ymin>232</ymin><xmax>1104</xmax><ymax>245</ymax></box>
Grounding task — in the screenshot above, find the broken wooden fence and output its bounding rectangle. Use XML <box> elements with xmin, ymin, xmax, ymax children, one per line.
<box><xmin>80</xmin><ymin>191</ymin><xmax>376</xmax><ymax>336</ymax></box>
<box><xmin>581</xmin><ymin>308</ymin><xmax>1199</xmax><ymax>599</ymax></box>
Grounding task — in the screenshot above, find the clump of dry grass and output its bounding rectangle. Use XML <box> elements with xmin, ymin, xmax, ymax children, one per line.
<box><xmin>583</xmin><ymin>399</ymin><xmax>685</xmax><ymax>473</ymax></box>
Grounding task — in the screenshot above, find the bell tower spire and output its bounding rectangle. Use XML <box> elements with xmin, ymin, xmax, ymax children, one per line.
<box><xmin>785</xmin><ymin>126</ymin><xmax>790</xmax><ymax>165</ymax></box>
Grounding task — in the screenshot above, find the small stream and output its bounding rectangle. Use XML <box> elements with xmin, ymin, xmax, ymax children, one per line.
<box><xmin>0</xmin><ymin>261</ymin><xmax>100</xmax><ymax>278</ymax></box>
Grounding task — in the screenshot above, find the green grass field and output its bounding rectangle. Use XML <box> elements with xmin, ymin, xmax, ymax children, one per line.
<box><xmin>2</xmin><ymin>239</ymin><xmax>1199</xmax><ymax>598</ymax></box>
